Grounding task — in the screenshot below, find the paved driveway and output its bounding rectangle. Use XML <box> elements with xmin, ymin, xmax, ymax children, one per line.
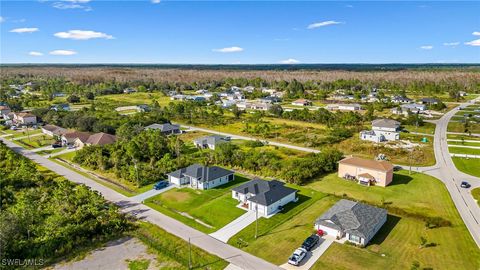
<box><xmin>279</xmin><ymin>237</ymin><xmax>333</xmax><ymax>270</ymax></box>
<box><xmin>210</xmin><ymin>211</ymin><xmax>257</xmax><ymax>243</ymax></box>
<box><xmin>131</xmin><ymin>184</ymin><xmax>177</xmax><ymax>202</ymax></box>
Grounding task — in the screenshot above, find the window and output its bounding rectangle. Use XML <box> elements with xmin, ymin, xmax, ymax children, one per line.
<box><xmin>349</xmin><ymin>234</ymin><xmax>361</xmax><ymax>243</ymax></box>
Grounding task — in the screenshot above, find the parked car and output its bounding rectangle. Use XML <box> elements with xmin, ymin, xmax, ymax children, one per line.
<box><xmin>393</xmin><ymin>165</ymin><xmax>403</xmax><ymax>171</ymax></box>
<box><xmin>288</xmin><ymin>248</ymin><xmax>307</xmax><ymax>266</ymax></box>
<box><xmin>51</xmin><ymin>143</ymin><xmax>62</xmax><ymax>148</ymax></box>
<box><xmin>67</xmin><ymin>145</ymin><xmax>76</xmax><ymax>149</ymax></box>
<box><xmin>10</xmin><ymin>126</ymin><xmax>17</xmax><ymax>130</ymax></box>
<box><xmin>301</xmin><ymin>234</ymin><xmax>320</xmax><ymax>251</ymax></box>
<box><xmin>460</xmin><ymin>181</ymin><xmax>471</xmax><ymax>188</ymax></box>
<box><xmin>154</xmin><ymin>181</ymin><xmax>169</xmax><ymax>190</ymax></box>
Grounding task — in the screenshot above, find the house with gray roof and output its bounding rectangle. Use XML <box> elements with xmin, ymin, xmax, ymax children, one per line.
<box><xmin>193</xmin><ymin>135</ymin><xmax>230</xmax><ymax>150</ymax></box>
<box><xmin>315</xmin><ymin>199</ymin><xmax>387</xmax><ymax>246</ymax></box>
<box><xmin>144</xmin><ymin>123</ymin><xmax>181</xmax><ymax>135</ymax></box>
<box><xmin>167</xmin><ymin>164</ymin><xmax>234</xmax><ymax>190</ymax></box>
<box><xmin>232</xmin><ymin>179</ymin><xmax>298</xmax><ymax>217</ymax></box>
<box><xmin>360</xmin><ymin>119</ymin><xmax>400</xmax><ymax>143</ymax></box>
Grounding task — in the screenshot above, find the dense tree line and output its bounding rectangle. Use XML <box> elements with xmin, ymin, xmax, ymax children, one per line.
<box><xmin>209</xmin><ymin>143</ymin><xmax>344</xmax><ymax>185</ymax></box>
<box><xmin>0</xmin><ymin>142</ymin><xmax>130</xmax><ymax>268</ymax></box>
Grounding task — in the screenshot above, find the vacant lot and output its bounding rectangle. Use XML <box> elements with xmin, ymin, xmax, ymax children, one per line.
<box><xmin>402</xmin><ymin>122</ymin><xmax>436</xmax><ymax>135</ymax></box>
<box><xmin>447</xmin><ymin>141</ymin><xmax>480</xmax><ymax>147</ymax></box>
<box><xmin>448</xmin><ymin>121</ymin><xmax>480</xmax><ymax>133</ymax></box>
<box><xmin>452</xmin><ymin>157</ymin><xmax>480</xmax><ymax>177</ymax></box>
<box><xmin>449</xmin><ymin>147</ymin><xmax>480</xmax><ymax>155</ymax></box>
<box><xmin>96</xmin><ymin>93</ymin><xmax>174</xmax><ymax>107</ymax></box>
<box><xmin>145</xmin><ymin>175</ymin><xmax>249</xmax><ymax>233</ymax></box>
<box><xmin>16</xmin><ymin>134</ymin><xmax>55</xmax><ymax>149</ymax></box>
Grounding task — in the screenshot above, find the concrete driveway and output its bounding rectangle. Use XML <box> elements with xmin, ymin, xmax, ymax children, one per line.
<box><xmin>131</xmin><ymin>184</ymin><xmax>177</xmax><ymax>202</ymax></box>
<box><xmin>280</xmin><ymin>237</ymin><xmax>333</xmax><ymax>270</ymax></box>
<box><xmin>210</xmin><ymin>211</ymin><xmax>257</xmax><ymax>243</ymax></box>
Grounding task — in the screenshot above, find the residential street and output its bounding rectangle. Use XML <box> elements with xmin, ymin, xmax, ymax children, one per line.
<box><xmin>0</xmin><ymin>138</ymin><xmax>281</xmax><ymax>270</ymax></box>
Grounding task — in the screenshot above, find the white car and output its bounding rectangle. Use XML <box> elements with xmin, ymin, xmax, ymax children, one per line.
<box><xmin>288</xmin><ymin>247</ymin><xmax>307</xmax><ymax>266</ymax></box>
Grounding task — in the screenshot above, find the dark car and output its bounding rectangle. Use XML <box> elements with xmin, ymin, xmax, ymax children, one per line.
<box><xmin>154</xmin><ymin>181</ymin><xmax>169</xmax><ymax>190</ymax></box>
<box><xmin>460</xmin><ymin>181</ymin><xmax>471</xmax><ymax>188</ymax></box>
<box><xmin>51</xmin><ymin>143</ymin><xmax>62</xmax><ymax>148</ymax></box>
<box><xmin>301</xmin><ymin>234</ymin><xmax>320</xmax><ymax>251</ymax></box>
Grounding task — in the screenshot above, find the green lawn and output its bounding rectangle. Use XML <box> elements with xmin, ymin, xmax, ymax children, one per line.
<box><xmin>402</xmin><ymin>122</ymin><xmax>436</xmax><ymax>135</ymax></box>
<box><xmin>449</xmin><ymin>147</ymin><xmax>480</xmax><ymax>155</ymax></box>
<box><xmin>448</xmin><ymin>121</ymin><xmax>480</xmax><ymax>134</ymax></box>
<box><xmin>447</xmin><ymin>134</ymin><xmax>480</xmax><ymax>141</ymax></box>
<box><xmin>96</xmin><ymin>93</ymin><xmax>174</xmax><ymax>107</ymax></box>
<box><xmin>16</xmin><ymin>135</ymin><xmax>55</xmax><ymax>149</ymax></box>
<box><xmin>305</xmin><ymin>171</ymin><xmax>480</xmax><ymax>270</ymax></box>
<box><xmin>472</xmin><ymin>188</ymin><xmax>480</xmax><ymax>207</ymax></box>
<box><xmin>447</xmin><ymin>141</ymin><xmax>480</xmax><ymax>147</ymax></box>
<box><xmin>452</xmin><ymin>157</ymin><xmax>480</xmax><ymax>177</ymax></box>
<box><xmin>133</xmin><ymin>222</ymin><xmax>228</xmax><ymax>270</ymax></box>
<box><xmin>145</xmin><ymin>175</ymin><xmax>249</xmax><ymax>233</ymax></box>
<box><xmin>227</xmin><ymin>185</ymin><xmax>327</xmax><ymax>262</ymax></box>
<box><xmin>2</xmin><ymin>128</ymin><xmax>42</xmax><ymax>139</ymax></box>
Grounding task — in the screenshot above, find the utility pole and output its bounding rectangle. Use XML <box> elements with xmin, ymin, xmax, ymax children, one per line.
<box><xmin>188</xmin><ymin>237</ymin><xmax>192</xmax><ymax>270</ymax></box>
<box><xmin>254</xmin><ymin>198</ymin><xmax>258</xmax><ymax>239</ymax></box>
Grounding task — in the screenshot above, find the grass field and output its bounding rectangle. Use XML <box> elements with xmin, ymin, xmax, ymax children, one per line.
<box><xmin>452</xmin><ymin>157</ymin><xmax>480</xmax><ymax>177</ymax></box>
<box><xmin>447</xmin><ymin>121</ymin><xmax>480</xmax><ymax>134</ymax></box>
<box><xmin>1</xmin><ymin>128</ymin><xmax>42</xmax><ymax>139</ymax></box>
<box><xmin>402</xmin><ymin>122</ymin><xmax>436</xmax><ymax>135</ymax></box>
<box><xmin>447</xmin><ymin>141</ymin><xmax>480</xmax><ymax>147</ymax></box>
<box><xmin>16</xmin><ymin>134</ymin><xmax>55</xmax><ymax>149</ymax></box>
<box><xmin>449</xmin><ymin>147</ymin><xmax>480</xmax><ymax>155</ymax></box>
<box><xmin>145</xmin><ymin>175</ymin><xmax>250</xmax><ymax>233</ymax></box>
<box><xmin>472</xmin><ymin>188</ymin><xmax>480</xmax><ymax>206</ymax></box>
<box><xmin>447</xmin><ymin>134</ymin><xmax>480</xmax><ymax>141</ymax></box>
<box><xmin>96</xmin><ymin>93</ymin><xmax>174</xmax><ymax>107</ymax></box>
<box><xmin>133</xmin><ymin>222</ymin><xmax>228</xmax><ymax>270</ymax></box>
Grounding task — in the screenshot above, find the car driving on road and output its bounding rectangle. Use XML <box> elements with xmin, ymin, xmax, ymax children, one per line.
<box><xmin>301</xmin><ymin>234</ymin><xmax>320</xmax><ymax>251</ymax></box>
<box><xmin>461</xmin><ymin>181</ymin><xmax>471</xmax><ymax>188</ymax></box>
<box><xmin>288</xmin><ymin>247</ymin><xmax>307</xmax><ymax>266</ymax></box>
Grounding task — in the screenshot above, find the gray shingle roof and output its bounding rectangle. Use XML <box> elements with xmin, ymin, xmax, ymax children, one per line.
<box><xmin>315</xmin><ymin>199</ymin><xmax>387</xmax><ymax>240</ymax></box>
<box><xmin>145</xmin><ymin>123</ymin><xmax>180</xmax><ymax>133</ymax></box>
<box><xmin>232</xmin><ymin>179</ymin><xmax>297</xmax><ymax>206</ymax></box>
<box><xmin>167</xmin><ymin>164</ymin><xmax>233</xmax><ymax>182</ymax></box>
<box><xmin>371</xmin><ymin>119</ymin><xmax>400</xmax><ymax>129</ymax></box>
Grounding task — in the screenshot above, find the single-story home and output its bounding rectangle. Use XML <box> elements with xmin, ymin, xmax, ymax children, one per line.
<box><xmin>291</xmin><ymin>99</ymin><xmax>312</xmax><ymax>106</ymax></box>
<box><xmin>232</xmin><ymin>179</ymin><xmax>298</xmax><ymax>217</ymax></box>
<box><xmin>13</xmin><ymin>112</ymin><xmax>37</xmax><ymax>125</ymax></box>
<box><xmin>144</xmin><ymin>123</ymin><xmax>181</xmax><ymax>135</ymax></box>
<box><xmin>76</xmin><ymin>132</ymin><xmax>117</xmax><ymax>148</ymax></box>
<box><xmin>50</xmin><ymin>104</ymin><xmax>70</xmax><ymax>111</ymax></box>
<box><xmin>326</xmin><ymin>104</ymin><xmax>361</xmax><ymax>111</ymax></box>
<box><xmin>61</xmin><ymin>131</ymin><xmax>92</xmax><ymax>146</ymax></box>
<box><xmin>338</xmin><ymin>156</ymin><xmax>394</xmax><ymax>187</ymax></box>
<box><xmin>391</xmin><ymin>96</ymin><xmax>412</xmax><ymax>104</ymax></box>
<box><xmin>314</xmin><ymin>199</ymin><xmax>387</xmax><ymax>246</ymax></box>
<box><xmin>419</xmin><ymin>98</ymin><xmax>440</xmax><ymax>105</ymax></box>
<box><xmin>123</xmin><ymin>88</ymin><xmax>137</xmax><ymax>94</ymax></box>
<box><xmin>41</xmin><ymin>124</ymin><xmax>67</xmax><ymax>138</ymax></box>
<box><xmin>193</xmin><ymin>135</ymin><xmax>230</xmax><ymax>150</ymax></box>
<box><xmin>167</xmin><ymin>164</ymin><xmax>234</xmax><ymax>190</ymax></box>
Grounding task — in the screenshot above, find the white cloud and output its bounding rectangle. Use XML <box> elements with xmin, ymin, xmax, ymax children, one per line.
<box><xmin>443</xmin><ymin>42</ymin><xmax>460</xmax><ymax>46</ymax></box>
<box><xmin>49</xmin><ymin>50</ymin><xmax>77</xmax><ymax>55</ymax></box>
<box><xmin>279</xmin><ymin>58</ymin><xmax>300</xmax><ymax>64</ymax></box>
<box><xmin>0</xmin><ymin>16</ymin><xmax>5</xmax><ymax>23</ymax></box>
<box><xmin>52</xmin><ymin>0</ymin><xmax>92</xmax><ymax>11</ymax></box>
<box><xmin>473</xmin><ymin>32</ymin><xmax>480</xmax><ymax>36</ymax></box>
<box><xmin>465</xmin><ymin>39</ymin><xmax>480</xmax><ymax>47</ymax></box>
<box><xmin>151</xmin><ymin>0</ymin><xmax>161</xmax><ymax>3</ymax></box>
<box><xmin>420</xmin><ymin>45</ymin><xmax>433</xmax><ymax>50</ymax></box>
<box><xmin>307</xmin><ymin>21</ymin><xmax>342</xmax><ymax>29</ymax></box>
<box><xmin>212</xmin><ymin>46</ymin><xmax>244</xmax><ymax>53</ymax></box>
<box><xmin>54</xmin><ymin>30</ymin><xmax>114</xmax><ymax>40</ymax></box>
<box><xmin>29</xmin><ymin>51</ymin><xmax>44</xmax><ymax>56</ymax></box>
<box><xmin>10</xmin><ymin>27</ymin><xmax>39</xmax><ymax>33</ymax></box>
<box><xmin>345</xmin><ymin>4</ymin><xmax>354</xmax><ymax>8</ymax></box>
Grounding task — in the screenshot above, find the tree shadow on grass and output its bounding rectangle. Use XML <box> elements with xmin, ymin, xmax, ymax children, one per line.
<box><xmin>369</xmin><ymin>214</ymin><xmax>401</xmax><ymax>246</ymax></box>
<box><xmin>389</xmin><ymin>174</ymin><xmax>413</xmax><ymax>186</ymax></box>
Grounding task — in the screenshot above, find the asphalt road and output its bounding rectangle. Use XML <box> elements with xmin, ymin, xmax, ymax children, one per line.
<box><xmin>0</xmin><ymin>138</ymin><xmax>281</xmax><ymax>270</ymax></box>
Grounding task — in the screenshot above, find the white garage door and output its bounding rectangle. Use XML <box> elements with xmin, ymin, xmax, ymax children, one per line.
<box><xmin>317</xmin><ymin>225</ymin><xmax>339</xmax><ymax>237</ymax></box>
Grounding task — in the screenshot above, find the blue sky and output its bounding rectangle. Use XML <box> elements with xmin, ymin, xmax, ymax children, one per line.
<box><xmin>1</xmin><ymin>1</ymin><xmax>479</xmax><ymax>64</ymax></box>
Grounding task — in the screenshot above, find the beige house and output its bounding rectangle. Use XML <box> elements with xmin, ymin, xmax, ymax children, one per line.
<box><xmin>338</xmin><ymin>156</ymin><xmax>393</xmax><ymax>187</ymax></box>
<box><xmin>13</xmin><ymin>112</ymin><xmax>37</xmax><ymax>125</ymax></box>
